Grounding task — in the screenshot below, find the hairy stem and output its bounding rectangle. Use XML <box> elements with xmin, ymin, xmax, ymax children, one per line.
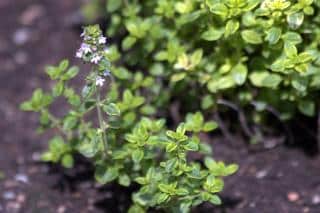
<box><xmin>96</xmin><ymin>89</ymin><xmax>108</xmax><ymax>157</ymax></box>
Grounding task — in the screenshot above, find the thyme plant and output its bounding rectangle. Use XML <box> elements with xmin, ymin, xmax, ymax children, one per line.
<box><xmin>21</xmin><ymin>25</ymin><xmax>238</xmax><ymax>213</ymax></box>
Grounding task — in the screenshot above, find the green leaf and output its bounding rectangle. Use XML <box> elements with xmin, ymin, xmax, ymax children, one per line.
<box><xmin>209</xmin><ymin>3</ymin><xmax>228</xmax><ymax>18</ymax></box>
<box><xmin>199</xmin><ymin>143</ymin><xmax>213</xmax><ymax>155</ymax></box>
<box><xmin>106</xmin><ymin>0</ymin><xmax>122</xmax><ymax>12</ymax></box>
<box><xmin>59</xmin><ymin>59</ymin><xmax>69</xmax><ymax>71</ymax></box>
<box><xmin>184</xmin><ymin>140</ymin><xmax>199</xmax><ymax>151</ymax></box>
<box><xmin>81</xmin><ymin>85</ymin><xmax>94</xmax><ymax>98</ymax></box>
<box><xmin>103</xmin><ymin>103</ymin><xmax>121</xmax><ymax>116</ymax></box>
<box><xmin>118</xmin><ymin>174</ymin><xmax>131</xmax><ymax>187</ymax></box>
<box><xmin>41</xmin><ymin>152</ymin><xmax>53</xmax><ymax>162</ymax></box>
<box><xmin>291</xmin><ymin>75</ymin><xmax>308</xmax><ymax>92</ymax></box>
<box><xmin>287</xmin><ymin>12</ymin><xmax>304</xmax><ymax>29</ymax></box>
<box><xmin>207</xmin><ymin>75</ymin><xmax>235</xmax><ymax>92</ymax></box>
<box><xmin>77</xmin><ymin>139</ymin><xmax>99</xmax><ymax>158</ymax></box>
<box><xmin>282</xmin><ymin>32</ymin><xmax>302</xmax><ymax>44</ymax></box>
<box><xmin>32</xmin><ymin>89</ymin><xmax>44</xmax><ymax>106</ymax></box>
<box><xmin>132</xmin><ymin>149</ymin><xmax>144</xmax><ymax>163</ymax></box>
<box><xmin>158</xmin><ymin>182</ymin><xmax>177</xmax><ymax>194</ymax></box>
<box><xmin>61</xmin><ymin>66</ymin><xmax>79</xmax><ymax>80</ymax></box>
<box><xmin>224</xmin><ymin>164</ymin><xmax>239</xmax><ymax>175</ymax></box>
<box><xmin>176</xmin><ymin>188</ymin><xmax>189</xmax><ymax>196</ymax></box>
<box><xmin>177</xmin><ymin>11</ymin><xmax>203</xmax><ymax>25</ymax></box>
<box><xmin>249</xmin><ymin>71</ymin><xmax>282</xmax><ymax>88</ymax></box>
<box><xmin>63</xmin><ymin>115</ymin><xmax>78</xmax><ymax>130</ymax></box>
<box><xmin>298</xmin><ymin>100</ymin><xmax>315</xmax><ymax>117</ymax></box>
<box><xmin>179</xmin><ymin>202</ymin><xmax>192</xmax><ymax>213</ymax></box>
<box><xmin>128</xmin><ymin>205</ymin><xmax>145</xmax><ymax>213</ymax></box>
<box><xmin>176</xmin><ymin>123</ymin><xmax>186</xmax><ymax>135</ymax></box>
<box><xmin>61</xmin><ymin>154</ymin><xmax>74</xmax><ymax>168</ymax></box>
<box><xmin>224</xmin><ymin>20</ymin><xmax>239</xmax><ymax>37</ymax></box>
<box><xmin>270</xmin><ymin>59</ymin><xmax>286</xmax><ymax>72</ymax></box>
<box><xmin>113</xmin><ymin>67</ymin><xmax>132</xmax><ymax>80</ymax></box>
<box><xmin>231</xmin><ymin>63</ymin><xmax>248</xmax><ymax>85</ymax></box>
<box><xmin>201</xmin><ymin>28</ymin><xmax>224</xmax><ymax>41</ymax></box>
<box><xmin>191</xmin><ymin>49</ymin><xmax>203</xmax><ymax>67</ymax></box>
<box><xmin>201</xmin><ymin>95</ymin><xmax>215</xmax><ymax>110</ymax></box>
<box><xmin>122</xmin><ymin>36</ymin><xmax>137</xmax><ymax>50</ymax></box>
<box><xmin>165</xmin><ymin>158</ymin><xmax>178</xmax><ymax>172</ymax></box>
<box><xmin>203</xmin><ymin>121</ymin><xmax>218</xmax><ymax>132</ymax></box>
<box><xmin>295</xmin><ymin>63</ymin><xmax>309</xmax><ymax>73</ymax></box>
<box><xmin>241</xmin><ymin>30</ymin><xmax>263</xmax><ymax>44</ymax></box>
<box><xmin>46</xmin><ymin>66</ymin><xmax>60</xmax><ymax>80</ymax></box>
<box><xmin>156</xmin><ymin>193</ymin><xmax>169</xmax><ymax>204</ymax></box>
<box><xmin>126</xmin><ymin>22</ymin><xmax>140</xmax><ymax>37</ymax></box>
<box><xmin>266</xmin><ymin>27</ymin><xmax>281</xmax><ymax>45</ymax></box>
<box><xmin>20</xmin><ymin>101</ymin><xmax>33</xmax><ymax>111</ymax></box>
<box><xmin>171</xmin><ymin>73</ymin><xmax>186</xmax><ymax>82</ymax></box>
<box><xmin>166</xmin><ymin>142</ymin><xmax>178</xmax><ymax>152</ymax></box>
<box><xmin>95</xmin><ymin>166</ymin><xmax>119</xmax><ymax>184</ymax></box>
<box><xmin>298</xmin><ymin>52</ymin><xmax>313</xmax><ymax>63</ymax></box>
<box><xmin>244</xmin><ymin>0</ymin><xmax>261</xmax><ymax>11</ymax></box>
<box><xmin>205</xmin><ymin>175</ymin><xmax>224</xmax><ymax>192</ymax></box>
<box><xmin>284</xmin><ymin>42</ymin><xmax>298</xmax><ymax>58</ymax></box>
<box><xmin>135</xmin><ymin>177</ymin><xmax>148</xmax><ymax>185</ymax></box>
<box><xmin>209</xmin><ymin>195</ymin><xmax>222</xmax><ymax>205</ymax></box>
<box><xmin>52</xmin><ymin>81</ymin><xmax>64</xmax><ymax>97</ymax></box>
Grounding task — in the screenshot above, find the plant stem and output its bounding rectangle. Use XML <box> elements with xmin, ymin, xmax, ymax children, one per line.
<box><xmin>44</xmin><ymin>110</ymin><xmax>72</xmax><ymax>140</ymax></box>
<box><xmin>96</xmin><ymin>89</ymin><xmax>108</xmax><ymax>157</ymax></box>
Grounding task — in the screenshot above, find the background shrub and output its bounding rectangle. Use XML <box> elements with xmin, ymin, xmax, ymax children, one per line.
<box><xmin>82</xmin><ymin>0</ymin><xmax>320</xmax><ymax>142</ymax></box>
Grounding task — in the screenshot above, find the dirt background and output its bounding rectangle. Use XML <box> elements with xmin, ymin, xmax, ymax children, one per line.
<box><xmin>1</xmin><ymin>0</ymin><xmax>320</xmax><ymax>213</ymax></box>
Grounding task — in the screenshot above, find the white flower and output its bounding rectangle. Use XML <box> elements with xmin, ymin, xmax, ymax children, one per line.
<box><xmin>98</xmin><ymin>36</ymin><xmax>107</xmax><ymax>44</ymax></box>
<box><xmin>95</xmin><ymin>76</ymin><xmax>105</xmax><ymax>87</ymax></box>
<box><xmin>81</xmin><ymin>43</ymin><xmax>92</xmax><ymax>54</ymax></box>
<box><xmin>91</xmin><ymin>54</ymin><xmax>102</xmax><ymax>64</ymax></box>
<box><xmin>75</xmin><ymin>50</ymin><xmax>83</xmax><ymax>58</ymax></box>
<box><xmin>80</xmin><ymin>31</ymin><xmax>85</xmax><ymax>37</ymax></box>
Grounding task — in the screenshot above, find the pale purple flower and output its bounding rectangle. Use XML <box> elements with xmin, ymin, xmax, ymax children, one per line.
<box><xmin>98</xmin><ymin>36</ymin><xmax>107</xmax><ymax>44</ymax></box>
<box><xmin>80</xmin><ymin>31</ymin><xmax>85</xmax><ymax>37</ymax></box>
<box><xmin>95</xmin><ymin>76</ymin><xmax>105</xmax><ymax>87</ymax></box>
<box><xmin>91</xmin><ymin>54</ymin><xmax>102</xmax><ymax>64</ymax></box>
<box><xmin>103</xmin><ymin>70</ymin><xmax>111</xmax><ymax>77</ymax></box>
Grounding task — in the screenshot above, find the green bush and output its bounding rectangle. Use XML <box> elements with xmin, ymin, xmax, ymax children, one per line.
<box><xmin>83</xmin><ymin>0</ymin><xmax>320</xmax><ymax>133</ymax></box>
<box><xmin>21</xmin><ymin>26</ymin><xmax>238</xmax><ymax>212</ymax></box>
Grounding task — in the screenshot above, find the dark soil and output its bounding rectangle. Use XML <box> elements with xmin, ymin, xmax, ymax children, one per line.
<box><xmin>1</xmin><ymin>1</ymin><xmax>320</xmax><ymax>213</ymax></box>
